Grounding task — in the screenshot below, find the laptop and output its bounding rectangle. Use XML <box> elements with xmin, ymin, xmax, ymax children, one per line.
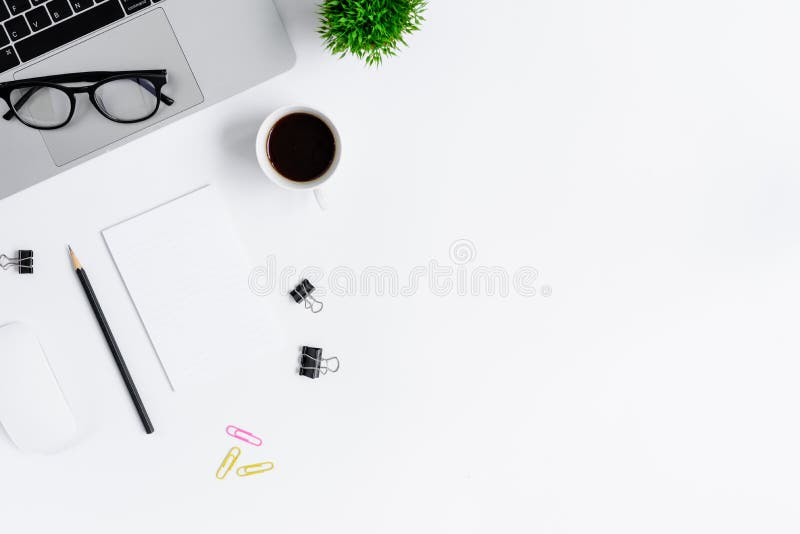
<box><xmin>0</xmin><ymin>0</ymin><xmax>295</xmax><ymax>200</ymax></box>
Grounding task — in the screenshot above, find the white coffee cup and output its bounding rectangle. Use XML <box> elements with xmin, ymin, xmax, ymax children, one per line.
<box><xmin>255</xmin><ymin>105</ymin><xmax>341</xmax><ymax>210</ymax></box>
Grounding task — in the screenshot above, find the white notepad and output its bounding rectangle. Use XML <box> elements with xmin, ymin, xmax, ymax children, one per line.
<box><xmin>103</xmin><ymin>185</ymin><xmax>274</xmax><ymax>390</ymax></box>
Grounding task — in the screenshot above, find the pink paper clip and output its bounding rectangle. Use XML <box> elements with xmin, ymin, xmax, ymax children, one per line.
<box><xmin>226</xmin><ymin>425</ymin><xmax>263</xmax><ymax>447</ymax></box>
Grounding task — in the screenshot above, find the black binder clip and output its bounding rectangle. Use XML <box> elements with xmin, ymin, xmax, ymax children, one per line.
<box><xmin>290</xmin><ymin>279</ymin><xmax>324</xmax><ymax>314</ymax></box>
<box><xmin>299</xmin><ymin>346</ymin><xmax>340</xmax><ymax>379</ymax></box>
<box><xmin>0</xmin><ymin>250</ymin><xmax>33</xmax><ymax>274</ymax></box>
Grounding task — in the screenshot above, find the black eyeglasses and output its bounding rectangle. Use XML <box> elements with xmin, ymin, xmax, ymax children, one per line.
<box><xmin>0</xmin><ymin>70</ymin><xmax>174</xmax><ymax>130</ymax></box>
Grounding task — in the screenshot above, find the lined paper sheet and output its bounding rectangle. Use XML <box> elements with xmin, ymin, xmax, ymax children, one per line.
<box><xmin>102</xmin><ymin>185</ymin><xmax>274</xmax><ymax>390</ymax></box>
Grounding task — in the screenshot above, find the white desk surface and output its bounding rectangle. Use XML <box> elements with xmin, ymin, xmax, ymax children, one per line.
<box><xmin>2</xmin><ymin>1</ymin><xmax>800</xmax><ymax>532</ymax></box>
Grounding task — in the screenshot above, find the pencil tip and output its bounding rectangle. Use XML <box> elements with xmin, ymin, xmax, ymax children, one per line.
<box><xmin>68</xmin><ymin>245</ymin><xmax>81</xmax><ymax>270</ymax></box>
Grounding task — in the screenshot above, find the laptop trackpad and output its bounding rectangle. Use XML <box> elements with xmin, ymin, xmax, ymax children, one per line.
<box><xmin>15</xmin><ymin>9</ymin><xmax>204</xmax><ymax>167</ymax></box>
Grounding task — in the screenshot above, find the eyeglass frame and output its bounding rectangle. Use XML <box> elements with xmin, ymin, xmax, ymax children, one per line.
<box><xmin>0</xmin><ymin>69</ymin><xmax>174</xmax><ymax>130</ymax></box>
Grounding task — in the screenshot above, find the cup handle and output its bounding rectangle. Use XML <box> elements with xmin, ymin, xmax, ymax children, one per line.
<box><xmin>313</xmin><ymin>188</ymin><xmax>328</xmax><ymax>211</ymax></box>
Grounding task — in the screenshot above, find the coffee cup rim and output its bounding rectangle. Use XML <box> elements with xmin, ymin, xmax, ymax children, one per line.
<box><xmin>255</xmin><ymin>105</ymin><xmax>341</xmax><ymax>191</ymax></box>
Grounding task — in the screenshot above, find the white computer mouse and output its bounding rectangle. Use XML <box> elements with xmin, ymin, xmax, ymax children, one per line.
<box><xmin>0</xmin><ymin>322</ymin><xmax>77</xmax><ymax>454</ymax></box>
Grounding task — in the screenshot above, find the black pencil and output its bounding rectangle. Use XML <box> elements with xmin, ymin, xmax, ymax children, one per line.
<box><xmin>69</xmin><ymin>246</ymin><xmax>154</xmax><ymax>434</ymax></box>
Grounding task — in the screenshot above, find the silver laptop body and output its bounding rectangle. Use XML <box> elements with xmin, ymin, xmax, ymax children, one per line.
<box><xmin>0</xmin><ymin>0</ymin><xmax>295</xmax><ymax>200</ymax></box>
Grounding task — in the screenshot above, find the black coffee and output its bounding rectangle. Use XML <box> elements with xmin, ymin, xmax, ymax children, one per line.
<box><xmin>267</xmin><ymin>112</ymin><xmax>336</xmax><ymax>182</ymax></box>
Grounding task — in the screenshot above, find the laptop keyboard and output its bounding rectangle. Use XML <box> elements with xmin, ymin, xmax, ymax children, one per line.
<box><xmin>0</xmin><ymin>0</ymin><xmax>163</xmax><ymax>74</ymax></box>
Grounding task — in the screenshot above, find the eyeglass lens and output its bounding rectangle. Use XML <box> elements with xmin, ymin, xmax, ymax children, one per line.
<box><xmin>9</xmin><ymin>86</ymin><xmax>71</xmax><ymax>128</ymax></box>
<box><xmin>95</xmin><ymin>77</ymin><xmax>159</xmax><ymax>122</ymax></box>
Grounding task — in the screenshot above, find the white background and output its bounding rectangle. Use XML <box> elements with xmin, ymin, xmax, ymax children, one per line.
<box><xmin>2</xmin><ymin>0</ymin><xmax>800</xmax><ymax>532</ymax></box>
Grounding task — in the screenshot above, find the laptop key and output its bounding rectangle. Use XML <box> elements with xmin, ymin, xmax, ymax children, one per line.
<box><xmin>4</xmin><ymin>15</ymin><xmax>30</xmax><ymax>40</ymax></box>
<box><xmin>0</xmin><ymin>45</ymin><xmax>19</xmax><ymax>73</ymax></box>
<box><xmin>45</xmin><ymin>0</ymin><xmax>72</xmax><ymax>22</ymax></box>
<box><xmin>25</xmin><ymin>5</ymin><xmax>51</xmax><ymax>31</ymax></box>
<box><xmin>68</xmin><ymin>0</ymin><xmax>93</xmax><ymax>13</ymax></box>
<box><xmin>0</xmin><ymin>26</ymin><xmax>7</xmax><ymax>46</ymax></box>
<box><xmin>0</xmin><ymin>3</ymin><xmax>9</xmax><ymax>23</ymax></box>
<box><xmin>16</xmin><ymin>0</ymin><xmax>123</xmax><ymax>62</ymax></box>
<box><xmin>6</xmin><ymin>0</ymin><xmax>31</xmax><ymax>16</ymax></box>
<box><xmin>120</xmin><ymin>0</ymin><xmax>150</xmax><ymax>15</ymax></box>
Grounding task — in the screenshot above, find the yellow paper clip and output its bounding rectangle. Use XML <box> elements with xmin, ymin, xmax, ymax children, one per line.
<box><xmin>215</xmin><ymin>446</ymin><xmax>241</xmax><ymax>480</ymax></box>
<box><xmin>236</xmin><ymin>461</ymin><xmax>275</xmax><ymax>477</ymax></box>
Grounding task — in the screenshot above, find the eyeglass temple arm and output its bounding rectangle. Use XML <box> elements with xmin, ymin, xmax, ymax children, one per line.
<box><xmin>134</xmin><ymin>81</ymin><xmax>174</xmax><ymax>106</ymax></box>
<box><xmin>3</xmin><ymin>79</ymin><xmax>173</xmax><ymax>121</ymax></box>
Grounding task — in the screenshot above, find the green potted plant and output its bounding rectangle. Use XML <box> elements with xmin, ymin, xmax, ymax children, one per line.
<box><xmin>318</xmin><ymin>0</ymin><xmax>427</xmax><ymax>66</ymax></box>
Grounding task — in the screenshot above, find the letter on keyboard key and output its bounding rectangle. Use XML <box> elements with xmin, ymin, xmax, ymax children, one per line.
<box><xmin>120</xmin><ymin>0</ymin><xmax>151</xmax><ymax>15</ymax></box>
<box><xmin>68</xmin><ymin>0</ymin><xmax>93</xmax><ymax>13</ymax></box>
<box><xmin>0</xmin><ymin>45</ymin><xmax>20</xmax><ymax>73</ymax></box>
<box><xmin>15</xmin><ymin>0</ymin><xmax>123</xmax><ymax>62</ymax></box>
<box><xmin>46</xmin><ymin>0</ymin><xmax>72</xmax><ymax>23</ymax></box>
<box><xmin>6</xmin><ymin>0</ymin><xmax>32</xmax><ymax>16</ymax></box>
<box><xmin>26</xmin><ymin>6</ymin><xmax>52</xmax><ymax>31</ymax></box>
<box><xmin>5</xmin><ymin>15</ymin><xmax>31</xmax><ymax>40</ymax></box>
